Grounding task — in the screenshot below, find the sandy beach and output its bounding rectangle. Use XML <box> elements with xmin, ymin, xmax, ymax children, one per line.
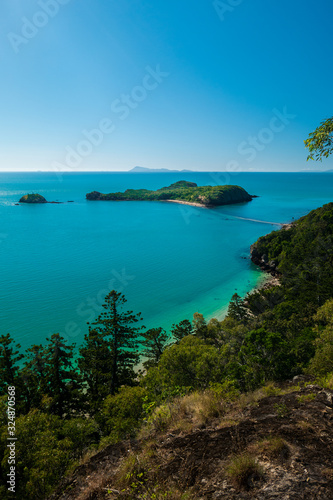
<box><xmin>162</xmin><ymin>199</ymin><xmax>208</xmax><ymax>208</ymax></box>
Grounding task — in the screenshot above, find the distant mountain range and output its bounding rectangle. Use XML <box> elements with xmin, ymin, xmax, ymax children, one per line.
<box><xmin>128</xmin><ymin>166</ymin><xmax>194</xmax><ymax>173</ymax></box>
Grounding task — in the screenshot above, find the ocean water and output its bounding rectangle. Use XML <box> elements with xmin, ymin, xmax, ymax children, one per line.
<box><xmin>0</xmin><ymin>171</ymin><xmax>332</xmax><ymax>352</ymax></box>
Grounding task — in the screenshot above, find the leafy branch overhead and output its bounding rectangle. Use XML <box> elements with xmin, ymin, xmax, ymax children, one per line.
<box><xmin>304</xmin><ymin>117</ymin><xmax>333</xmax><ymax>161</ymax></box>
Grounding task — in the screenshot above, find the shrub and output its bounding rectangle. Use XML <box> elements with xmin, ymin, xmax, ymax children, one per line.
<box><xmin>297</xmin><ymin>393</ymin><xmax>316</xmax><ymax>403</ymax></box>
<box><xmin>226</xmin><ymin>454</ymin><xmax>264</xmax><ymax>490</ymax></box>
<box><xmin>101</xmin><ymin>386</ymin><xmax>146</xmax><ymax>441</ymax></box>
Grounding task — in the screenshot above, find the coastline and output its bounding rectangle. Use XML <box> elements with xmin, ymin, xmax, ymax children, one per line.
<box><xmin>211</xmin><ymin>270</ymin><xmax>280</xmax><ymax>322</ymax></box>
<box><xmin>162</xmin><ymin>199</ymin><xmax>208</xmax><ymax>208</ymax></box>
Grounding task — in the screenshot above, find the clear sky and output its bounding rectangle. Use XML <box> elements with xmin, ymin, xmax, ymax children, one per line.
<box><xmin>0</xmin><ymin>0</ymin><xmax>332</xmax><ymax>172</ymax></box>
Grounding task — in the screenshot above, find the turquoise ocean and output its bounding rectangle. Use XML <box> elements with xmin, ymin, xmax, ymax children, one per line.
<box><xmin>0</xmin><ymin>171</ymin><xmax>332</xmax><ymax>352</ymax></box>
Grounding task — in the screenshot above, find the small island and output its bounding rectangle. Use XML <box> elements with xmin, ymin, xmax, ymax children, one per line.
<box><xmin>86</xmin><ymin>181</ymin><xmax>254</xmax><ymax>207</ymax></box>
<box><xmin>19</xmin><ymin>193</ymin><xmax>47</xmax><ymax>204</ymax></box>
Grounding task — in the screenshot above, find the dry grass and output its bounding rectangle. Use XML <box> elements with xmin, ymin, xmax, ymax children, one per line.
<box><xmin>113</xmin><ymin>444</ymin><xmax>193</xmax><ymax>499</ymax></box>
<box><xmin>248</xmin><ymin>436</ymin><xmax>290</xmax><ymax>461</ymax></box>
<box><xmin>296</xmin><ymin>420</ymin><xmax>315</xmax><ymax>432</ymax></box>
<box><xmin>236</xmin><ymin>382</ymin><xmax>283</xmax><ymax>411</ymax></box>
<box><xmin>226</xmin><ymin>453</ymin><xmax>264</xmax><ymax>490</ymax></box>
<box><xmin>322</xmin><ymin>468</ymin><xmax>333</xmax><ymax>480</ymax></box>
<box><xmin>140</xmin><ymin>389</ymin><xmax>225</xmax><ymax>438</ymax></box>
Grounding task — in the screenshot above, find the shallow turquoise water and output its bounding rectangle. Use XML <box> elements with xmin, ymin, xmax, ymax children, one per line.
<box><xmin>0</xmin><ymin>171</ymin><xmax>332</xmax><ymax>351</ymax></box>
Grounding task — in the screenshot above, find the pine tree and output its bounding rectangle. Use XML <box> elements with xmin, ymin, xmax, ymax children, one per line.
<box><xmin>192</xmin><ymin>313</ymin><xmax>208</xmax><ymax>339</ymax></box>
<box><xmin>44</xmin><ymin>334</ymin><xmax>82</xmax><ymax>417</ymax></box>
<box><xmin>80</xmin><ymin>290</ymin><xmax>143</xmax><ymax>399</ymax></box>
<box><xmin>0</xmin><ymin>334</ymin><xmax>23</xmax><ymax>395</ymax></box>
<box><xmin>227</xmin><ymin>293</ymin><xmax>248</xmax><ymax>323</ymax></box>
<box><xmin>141</xmin><ymin>327</ymin><xmax>168</xmax><ymax>369</ymax></box>
<box><xmin>21</xmin><ymin>344</ymin><xmax>48</xmax><ymax>412</ymax></box>
<box><xmin>170</xmin><ymin>319</ymin><xmax>193</xmax><ymax>342</ymax></box>
<box><xmin>78</xmin><ymin>328</ymin><xmax>114</xmax><ymax>412</ymax></box>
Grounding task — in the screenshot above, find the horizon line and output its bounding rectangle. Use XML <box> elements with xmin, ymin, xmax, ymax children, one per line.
<box><xmin>0</xmin><ymin>170</ymin><xmax>331</xmax><ymax>174</ymax></box>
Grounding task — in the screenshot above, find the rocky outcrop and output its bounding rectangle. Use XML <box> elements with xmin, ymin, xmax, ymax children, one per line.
<box><xmin>250</xmin><ymin>243</ymin><xmax>279</xmax><ymax>275</ymax></box>
<box><xmin>48</xmin><ymin>381</ymin><xmax>333</xmax><ymax>500</ymax></box>
<box><xmin>19</xmin><ymin>193</ymin><xmax>47</xmax><ymax>203</ymax></box>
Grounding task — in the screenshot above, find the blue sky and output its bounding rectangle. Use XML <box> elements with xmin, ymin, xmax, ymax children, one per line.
<box><xmin>0</xmin><ymin>0</ymin><xmax>332</xmax><ymax>172</ymax></box>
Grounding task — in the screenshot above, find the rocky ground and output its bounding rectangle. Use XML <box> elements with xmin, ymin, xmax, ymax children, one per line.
<box><xmin>49</xmin><ymin>381</ymin><xmax>333</xmax><ymax>500</ymax></box>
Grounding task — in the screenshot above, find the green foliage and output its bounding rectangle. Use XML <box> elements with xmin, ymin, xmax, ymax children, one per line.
<box><xmin>79</xmin><ymin>290</ymin><xmax>143</xmax><ymax>399</ymax></box>
<box><xmin>0</xmin><ymin>334</ymin><xmax>23</xmax><ymax>396</ymax></box>
<box><xmin>192</xmin><ymin>312</ymin><xmax>208</xmax><ymax>339</ymax></box>
<box><xmin>273</xmin><ymin>403</ymin><xmax>289</xmax><ymax>418</ymax></box>
<box><xmin>141</xmin><ymin>328</ymin><xmax>169</xmax><ymax>369</ymax></box>
<box><xmin>20</xmin><ymin>344</ymin><xmax>47</xmax><ymax>412</ymax></box>
<box><xmin>170</xmin><ymin>319</ymin><xmax>192</xmax><ymax>342</ymax></box>
<box><xmin>78</xmin><ymin>328</ymin><xmax>115</xmax><ymax>412</ymax></box>
<box><xmin>304</xmin><ymin>117</ymin><xmax>333</xmax><ymax>161</ymax></box>
<box><xmin>86</xmin><ymin>182</ymin><xmax>253</xmax><ymax>206</ymax></box>
<box><xmin>251</xmin><ymin>203</ymin><xmax>333</xmax><ymax>308</ymax></box>
<box><xmin>234</xmin><ymin>328</ymin><xmax>293</xmax><ymax>390</ymax></box>
<box><xmin>307</xmin><ymin>299</ymin><xmax>333</xmax><ymax>377</ymax></box>
<box><xmin>0</xmin><ymin>410</ymin><xmax>98</xmax><ymax>499</ymax></box>
<box><xmin>101</xmin><ymin>386</ymin><xmax>146</xmax><ymax>441</ymax></box>
<box><xmin>227</xmin><ymin>293</ymin><xmax>249</xmax><ymax>323</ymax></box>
<box><xmin>143</xmin><ymin>336</ymin><xmax>225</xmax><ymax>397</ymax></box>
<box><xmin>42</xmin><ymin>333</ymin><xmax>82</xmax><ymax>417</ymax></box>
<box><xmin>297</xmin><ymin>393</ymin><xmax>316</xmax><ymax>403</ymax></box>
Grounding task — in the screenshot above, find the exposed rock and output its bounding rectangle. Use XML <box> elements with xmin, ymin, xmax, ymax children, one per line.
<box><xmin>48</xmin><ymin>383</ymin><xmax>333</xmax><ymax>500</ymax></box>
<box><xmin>250</xmin><ymin>243</ymin><xmax>281</xmax><ymax>276</ymax></box>
<box><xmin>19</xmin><ymin>193</ymin><xmax>47</xmax><ymax>203</ymax></box>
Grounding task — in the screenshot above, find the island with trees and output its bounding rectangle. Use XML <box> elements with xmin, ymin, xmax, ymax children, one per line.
<box><xmin>86</xmin><ymin>180</ymin><xmax>254</xmax><ymax>207</ymax></box>
<box><xmin>19</xmin><ymin>193</ymin><xmax>47</xmax><ymax>203</ymax></box>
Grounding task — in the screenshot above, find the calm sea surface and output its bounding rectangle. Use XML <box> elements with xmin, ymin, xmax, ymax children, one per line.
<box><xmin>0</xmin><ymin>171</ymin><xmax>332</xmax><ymax>352</ymax></box>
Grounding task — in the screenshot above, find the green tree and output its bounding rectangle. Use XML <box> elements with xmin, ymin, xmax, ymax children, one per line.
<box><xmin>0</xmin><ymin>334</ymin><xmax>23</xmax><ymax>396</ymax></box>
<box><xmin>81</xmin><ymin>290</ymin><xmax>143</xmax><ymax>397</ymax></box>
<box><xmin>78</xmin><ymin>328</ymin><xmax>114</xmax><ymax>412</ymax></box>
<box><xmin>44</xmin><ymin>334</ymin><xmax>82</xmax><ymax>417</ymax></box>
<box><xmin>143</xmin><ymin>336</ymin><xmax>225</xmax><ymax>396</ymax></box>
<box><xmin>227</xmin><ymin>293</ymin><xmax>249</xmax><ymax>323</ymax></box>
<box><xmin>304</xmin><ymin>117</ymin><xmax>333</xmax><ymax>161</ymax></box>
<box><xmin>101</xmin><ymin>386</ymin><xmax>146</xmax><ymax>442</ymax></box>
<box><xmin>21</xmin><ymin>344</ymin><xmax>48</xmax><ymax>412</ymax></box>
<box><xmin>235</xmin><ymin>328</ymin><xmax>293</xmax><ymax>390</ymax></box>
<box><xmin>0</xmin><ymin>409</ymin><xmax>98</xmax><ymax>500</ymax></box>
<box><xmin>170</xmin><ymin>319</ymin><xmax>192</xmax><ymax>342</ymax></box>
<box><xmin>141</xmin><ymin>327</ymin><xmax>168</xmax><ymax>369</ymax></box>
<box><xmin>308</xmin><ymin>299</ymin><xmax>333</xmax><ymax>377</ymax></box>
<box><xmin>192</xmin><ymin>312</ymin><xmax>208</xmax><ymax>339</ymax></box>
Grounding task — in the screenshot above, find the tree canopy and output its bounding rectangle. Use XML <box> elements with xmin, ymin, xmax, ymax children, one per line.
<box><xmin>304</xmin><ymin>117</ymin><xmax>333</xmax><ymax>161</ymax></box>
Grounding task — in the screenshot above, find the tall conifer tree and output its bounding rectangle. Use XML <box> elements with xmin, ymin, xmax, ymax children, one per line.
<box><xmin>79</xmin><ymin>290</ymin><xmax>143</xmax><ymax>402</ymax></box>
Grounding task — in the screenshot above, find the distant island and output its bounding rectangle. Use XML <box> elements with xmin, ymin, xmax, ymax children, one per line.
<box><xmin>19</xmin><ymin>193</ymin><xmax>47</xmax><ymax>204</ymax></box>
<box><xmin>86</xmin><ymin>180</ymin><xmax>254</xmax><ymax>207</ymax></box>
<box><xmin>18</xmin><ymin>194</ymin><xmax>69</xmax><ymax>204</ymax></box>
<box><xmin>128</xmin><ymin>166</ymin><xmax>194</xmax><ymax>173</ymax></box>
